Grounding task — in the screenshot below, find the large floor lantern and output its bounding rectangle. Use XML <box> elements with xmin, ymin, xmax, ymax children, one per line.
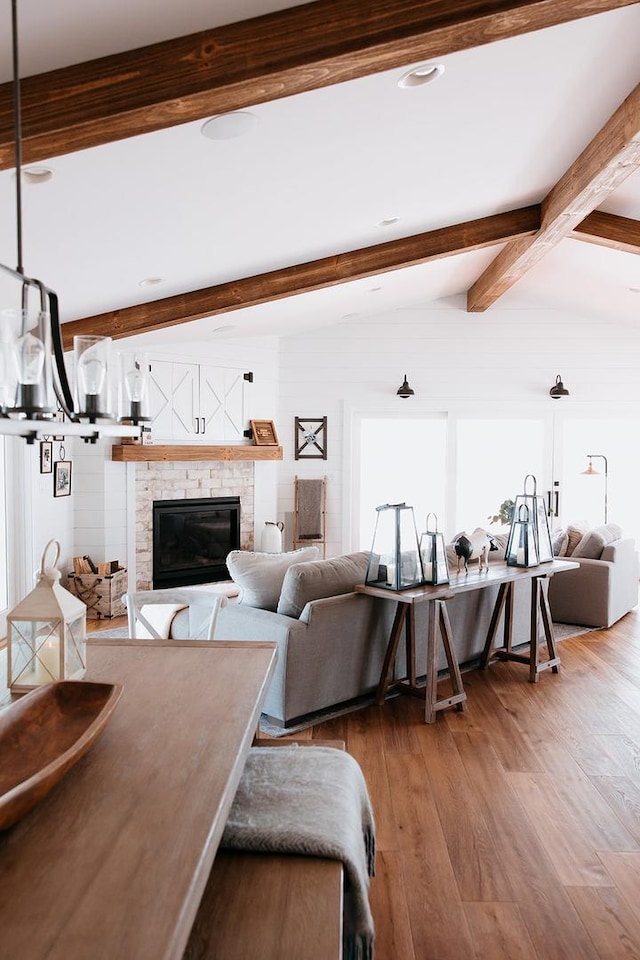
<box><xmin>365</xmin><ymin>502</ymin><xmax>426</xmax><ymax>591</ymax></box>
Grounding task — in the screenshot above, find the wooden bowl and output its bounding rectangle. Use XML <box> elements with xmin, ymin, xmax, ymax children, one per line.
<box><xmin>0</xmin><ymin>681</ymin><xmax>123</xmax><ymax>830</ymax></box>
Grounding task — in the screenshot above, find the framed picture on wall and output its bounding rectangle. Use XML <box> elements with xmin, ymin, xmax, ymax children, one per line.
<box><xmin>54</xmin><ymin>460</ymin><xmax>72</xmax><ymax>497</ymax></box>
<box><xmin>250</xmin><ymin>419</ymin><xmax>279</xmax><ymax>445</ymax></box>
<box><xmin>40</xmin><ymin>440</ymin><xmax>53</xmax><ymax>474</ymax></box>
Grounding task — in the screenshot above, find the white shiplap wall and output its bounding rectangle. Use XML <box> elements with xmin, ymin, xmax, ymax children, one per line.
<box><xmin>276</xmin><ymin>300</ymin><xmax>640</xmax><ymax>555</ymax></box>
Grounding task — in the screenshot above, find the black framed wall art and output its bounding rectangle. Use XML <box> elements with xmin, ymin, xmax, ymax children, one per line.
<box><xmin>295</xmin><ymin>417</ymin><xmax>327</xmax><ymax>460</ymax></box>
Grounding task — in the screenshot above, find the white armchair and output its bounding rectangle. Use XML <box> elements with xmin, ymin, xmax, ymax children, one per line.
<box><xmin>124</xmin><ymin>587</ymin><xmax>227</xmax><ymax>641</ymax></box>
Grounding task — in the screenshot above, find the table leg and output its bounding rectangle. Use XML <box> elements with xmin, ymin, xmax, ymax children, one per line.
<box><xmin>425</xmin><ymin>601</ymin><xmax>438</xmax><ymax>723</ymax></box>
<box><xmin>376</xmin><ymin>603</ymin><xmax>407</xmax><ymax>704</ymax></box>
<box><xmin>438</xmin><ymin>601</ymin><xmax>467</xmax><ymax>715</ymax></box>
<box><xmin>530</xmin><ymin>578</ymin><xmax>541</xmax><ymax>682</ymax></box>
<box><xmin>480</xmin><ymin>582</ymin><xmax>513</xmax><ymax>668</ymax></box>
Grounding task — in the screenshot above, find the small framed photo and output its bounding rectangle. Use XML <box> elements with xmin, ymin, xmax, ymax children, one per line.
<box><xmin>39</xmin><ymin>440</ymin><xmax>53</xmax><ymax>474</ymax></box>
<box><xmin>250</xmin><ymin>419</ymin><xmax>279</xmax><ymax>446</ymax></box>
<box><xmin>53</xmin><ymin>460</ymin><xmax>72</xmax><ymax>498</ymax></box>
<box><xmin>52</xmin><ymin>408</ymin><xmax>65</xmax><ymax>442</ymax></box>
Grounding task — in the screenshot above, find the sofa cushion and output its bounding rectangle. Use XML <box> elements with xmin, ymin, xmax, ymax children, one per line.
<box><xmin>277</xmin><ymin>551</ymin><xmax>370</xmax><ymax>619</ymax></box>
<box><xmin>227</xmin><ymin>546</ymin><xmax>320</xmax><ymax>611</ymax></box>
<box><xmin>572</xmin><ymin>523</ymin><xmax>623</xmax><ymax>560</ymax></box>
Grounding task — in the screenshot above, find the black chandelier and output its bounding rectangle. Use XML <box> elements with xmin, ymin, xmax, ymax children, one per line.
<box><xmin>0</xmin><ymin>0</ymin><xmax>143</xmax><ymax>443</ymax></box>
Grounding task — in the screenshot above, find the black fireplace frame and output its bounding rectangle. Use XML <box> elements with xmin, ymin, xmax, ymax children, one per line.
<box><xmin>152</xmin><ymin>496</ymin><xmax>240</xmax><ymax>588</ymax></box>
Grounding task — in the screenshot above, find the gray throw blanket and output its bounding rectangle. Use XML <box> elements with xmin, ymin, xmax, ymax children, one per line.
<box><xmin>222</xmin><ymin>746</ymin><xmax>376</xmax><ymax>960</ymax></box>
<box><xmin>296</xmin><ymin>478</ymin><xmax>324</xmax><ymax>539</ymax></box>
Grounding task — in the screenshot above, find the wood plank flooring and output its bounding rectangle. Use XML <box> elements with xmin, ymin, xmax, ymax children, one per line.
<box><xmin>275</xmin><ymin>608</ymin><xmax>640</xmax><ymax>960</ymax></box>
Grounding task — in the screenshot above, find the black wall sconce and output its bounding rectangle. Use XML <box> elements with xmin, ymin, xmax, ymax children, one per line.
<box><xmin>397</xmin><ymin>374</ymin><xmax>415</xmax><ymax>399</ymax></box>
<box><xmin>549</xmin><ymin>374</ymin><xmax>569</xmax><ymax>399</ymax></box>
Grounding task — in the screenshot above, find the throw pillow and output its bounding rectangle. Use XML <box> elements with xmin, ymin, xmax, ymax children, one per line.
<box><xmin>560</xmin><ymin>522</ymin><xmax>589</xmax><ymax>557</ymax></box>
<box><xmin>227</xmin><ymin>546</ymin><xmax>320</xmax><ymax>611</ymax></box>
<box><xmin>550</xmin><ymin>527</ymin><xmax>566</xmax><ymax>556</ymax></box>
<box><xmin>277</xmin><ymin>551</ymin><xmax>370</xmax><ymax>619</ymax></box>
<box><xmin>572</xmin><ymin>522</ymin><xmax>622</xmax><ymax>560</ymax></box>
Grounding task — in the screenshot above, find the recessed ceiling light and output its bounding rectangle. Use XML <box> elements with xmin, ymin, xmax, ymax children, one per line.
<box><xmin>212</xmin><ymin>325</ymin><xmax>235</xmax><ymax>333</ymax></box>
<box><xmin>138</xmin><ymin>277</ymin><xmax>165</xmax><ymax>287</ymax></box>
<box><xmin>629</xmin><ymin>287</ymin><xmax>640</xmax><ymax>294</ymax></box>
<box><xmin>398</xmin><ymin>63</ymin><xmax>445</xmax><ymax>89</ymax></box>
<box><xmin>370</xmin><ymin>286</ymin><xmax>382</xmax><ymax>293</ymax></box>
<box><xmin>13</xmin><ymin>166</ymin><xmax>53</xmax><ymax>184</ymax></box>
<box><xmin>201</xmin><ymin>111</ymin><xmax>259</xmax><ymax>141</ymax></box>
<box><xmin>341</xmin><ymin>312</ymin><xmax>363</xmax><ymax>320</ymax></box>
<box><xmin>375</xmin><ymin>217</ymin><xmax>400</xmax><ymax>228</ymax></box>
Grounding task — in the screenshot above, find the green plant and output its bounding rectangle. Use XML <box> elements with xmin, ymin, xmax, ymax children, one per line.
<box><xmin>488</xmin><ymin>499</ymin><xmax>515</xmax><ymax>526</ymax></box>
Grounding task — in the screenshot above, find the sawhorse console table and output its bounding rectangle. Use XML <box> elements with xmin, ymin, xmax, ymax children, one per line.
<box><xmin>356</xmin><ymin>559</ymin><xmax>578</xmax><ymax>723</ymax></box>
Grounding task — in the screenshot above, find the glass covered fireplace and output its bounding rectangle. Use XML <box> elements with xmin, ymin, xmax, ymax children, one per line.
<box><xmin>152</xmin><ymin>497</ymin><xmax>240</xmax><ymax>588</ymax></box>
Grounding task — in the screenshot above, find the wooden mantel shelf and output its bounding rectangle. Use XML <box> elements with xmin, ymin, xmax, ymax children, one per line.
<box><xmin>111</xmin><ymin>444</ymin><xmax>283</xmax><ymax>462</ymax></box>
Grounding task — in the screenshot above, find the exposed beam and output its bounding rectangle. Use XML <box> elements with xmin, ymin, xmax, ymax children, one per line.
<box><xmin>572</xmin><ymin>210</ymin><xmax>640</xmax><ymax>255</ymax></box>
<box><xmin>467</xmin><ymin>83</ymin><xmax>640</xmax><ymax>311</ymax></box>
<box><xmin>61</xmin><ymin>206</ymin><xmax>541</xmax><ymax>347</ymax></box>
<box><xmin>0</xmin><ymin>0</ymin><xmax>636</xmax><ymax>169</ymax></box>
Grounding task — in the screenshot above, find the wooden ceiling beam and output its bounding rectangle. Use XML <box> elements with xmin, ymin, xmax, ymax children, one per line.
<box><xmin>571</xmin><ymin>210</ymin><xmax>640</xmax><ymax>254</ymax></box>
<box><xmin>0</xmin><ymin>0</ymin><xmax>635</xmax><ymax>170</ymax></box>
<box><xmin>467</xmin><ymin>82</ymin><xmax>640</xmax><ymax>311</ymax></box>
<box><xmin>61</xmin><ymin>206</ymin><xmax>541</xmax><ymax>348</ymax></box>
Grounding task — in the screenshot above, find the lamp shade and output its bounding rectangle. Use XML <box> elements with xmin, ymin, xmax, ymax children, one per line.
<box><xmin>7</xmin><ymin>539</ymin><xmax>87</xmax><ymax>692</ymax></box>
<box><xmin>397</xmin><ymin>375</ymin><xmax>414</xmax><ymax>399</ymax></box>
<box><xmin>365</xmin><ymin>502</ymin><xmax>426</xmax><ymax>590</ymax></box>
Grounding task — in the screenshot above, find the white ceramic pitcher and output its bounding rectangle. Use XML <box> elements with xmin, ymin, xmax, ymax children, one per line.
<box><xmin>261</xmin><ymin>520</ymin><xmax>284</xmax><ymax>553</ymax></box>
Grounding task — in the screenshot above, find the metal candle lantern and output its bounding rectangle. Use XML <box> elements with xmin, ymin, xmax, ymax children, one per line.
<box><xmin>7</xmin><ymin>539</ymin><xmax>87</xmax><ymax>693</ymax></box>
<box><xmin>505</xmin><ymin>504</ymin><xmax>539</xmax><ymax>568</ymax></box>
<box><xmin>419</xmin><ymin>512</ymin><xmax>450</xmax><ymax>585</ymax></box>
<box><xmin>509</xmin><ymin>474</ymin><xmax>553</xmax><ymax>563</ymax></box>
<box><xmin>365</xmin><ymin>502</ymin><xmax>426</xmax><ymax>590</ymax></box>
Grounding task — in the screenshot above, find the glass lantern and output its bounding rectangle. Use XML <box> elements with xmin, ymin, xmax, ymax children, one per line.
<box><xmin>7</xmin><ymin>539</ymin><xmax>87</xmax><ymax>693</ymax></box>
<box><xmin>419</xmin><ymin>512</ymin><xmax>450</xmax><ymax>585</ymax></box>
<box><xmin>505</xmin><ymin>504</ymin><xmax>539</xmax><ymax>568</ymax></box>
<box><xmin>118</xmin><ymin>351</ymin><xmax>151</xmax><ymax>425</ymax></box>
<box><xmin>510</xmin><ymin>474</ymin><xmax>553</xmax><ymax>563</ymax></box>
<box><xmin>365</xmin><ymin>502</ymin><xmax>426</xmax><ymax>591</ymax></box>
<box><xmin>74</xmin><ymin>335</ymin><xmax>113</xmax><ymax>421</ymax></box>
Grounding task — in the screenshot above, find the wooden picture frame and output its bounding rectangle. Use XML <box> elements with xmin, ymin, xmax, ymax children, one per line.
<box><xmin>39</xmin><ymin>440</ymin><xmax>53</xmax><ymax>474</ymax></box>
<box><xmin>54</xmin><ymin>460</ymin><xmax>72</xmax><ymax>497</ymax></box>
<box><xmin>250</xmin><ymin>419</ymin><xmax>279</xmax><ymax>446</ymax></box>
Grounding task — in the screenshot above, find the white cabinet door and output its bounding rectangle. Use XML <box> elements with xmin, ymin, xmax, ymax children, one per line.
<box><xmin>148</xmin><ymin>361</ymin><xmax>173</xmax><ymax>440</ymax></box>
<box><xmin>199</xmin><ymin>365</ymin><xmax>225</xmax><ymax>440</ymax></box>
<box><xmin>171</xmin><ymin>363</ymin><xmax>199</xmax><ymax>440</ymax></box>
<box><xmin>222</xmin><ymin>369</ymin><xmax>246</xmax><ymax>442</ymax></box>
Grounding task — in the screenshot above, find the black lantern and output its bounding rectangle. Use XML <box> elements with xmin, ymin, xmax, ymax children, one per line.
<box><xmin>365</xmin><ymin>502</ymin><xmax>426</xmax><ymax>590</ymax></box>
<box><xmin>508</xmin><ymin>474</ymin><xmax>553</xmax><ymax>563</ymax></box>
<box><xmin>419</xmin><ymin>513</ymin><xmax>450</xmax><ymax>585</ymax></box>
<box><xmin>505</xmin><ymin>504</ymin><xmax>539</xmax><ymax>567</ymax></box>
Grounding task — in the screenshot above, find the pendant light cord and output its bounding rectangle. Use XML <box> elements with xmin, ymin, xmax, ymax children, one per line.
<box><xmin>11</xmin><ymin>0</ymin><xmax>24</xmax><ymax>277</ymax></box>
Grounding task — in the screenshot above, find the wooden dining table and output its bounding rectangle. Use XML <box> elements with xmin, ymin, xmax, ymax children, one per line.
<box><xmin>0</xmin><ymin>638</ymin><xmax>277</xmax><ymax>960</ymax></box>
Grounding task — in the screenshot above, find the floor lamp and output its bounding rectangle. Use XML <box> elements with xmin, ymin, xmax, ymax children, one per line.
<box><xmin>582</xmin><ymin>455</ymin><xmax>608</xmax><ymax>524</ymax></box>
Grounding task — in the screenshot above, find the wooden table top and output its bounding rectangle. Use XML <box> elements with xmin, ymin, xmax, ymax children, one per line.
<box><xmin>355</xmin><ymin>558</ymin><xmax>579</xmax><ymax>604</ymax></box>
<box><xmin>0</xmin><ymin>639</ymin><xmax>277</xmax><ymax>960</ymax></box>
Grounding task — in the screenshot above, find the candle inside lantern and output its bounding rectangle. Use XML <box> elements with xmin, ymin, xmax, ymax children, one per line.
<box><xmin>35</xmin><ymin>636</ymin><xmax>60</xmax><ymax>683</ymax></box>
<box><xmin>386</xmin><ymin>563</ymin><xmax>396</xmax><ymax>587</ymax></box>
<box><xmin>423</xmin><ymin>561</ymin><xmax>433</xmax><ymax>581</ymax></box>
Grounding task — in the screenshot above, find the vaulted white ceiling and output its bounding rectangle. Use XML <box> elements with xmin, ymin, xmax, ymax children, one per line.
<box><xmin>0</xmin><ymin>1</ymin><xmax>639</xmax><ymax>341</ymax></box>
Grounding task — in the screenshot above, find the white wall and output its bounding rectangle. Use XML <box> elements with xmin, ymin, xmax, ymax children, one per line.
<box><xmin>276</xmin><ymin>299</ymin><xmax>640</xmax><ymax>555</ymax></box>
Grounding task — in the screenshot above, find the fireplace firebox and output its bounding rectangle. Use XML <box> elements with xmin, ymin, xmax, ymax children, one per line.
<box><xmin>153</xmin><ymin>497</ymin><xmax>240</xmax><ymax>588</ymax></box>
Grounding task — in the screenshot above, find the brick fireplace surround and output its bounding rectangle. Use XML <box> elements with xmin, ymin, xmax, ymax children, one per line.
<box><xmin>133</xmin><ymin>460</ymin><xmax>255</xmax><ymax>589</ymax></box>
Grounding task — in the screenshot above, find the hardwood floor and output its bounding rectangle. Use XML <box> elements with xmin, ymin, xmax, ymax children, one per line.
<box><xmin>277</xmin><ymin>609</ymin><xmax>640</xmax><ymax>960</ymax></box>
